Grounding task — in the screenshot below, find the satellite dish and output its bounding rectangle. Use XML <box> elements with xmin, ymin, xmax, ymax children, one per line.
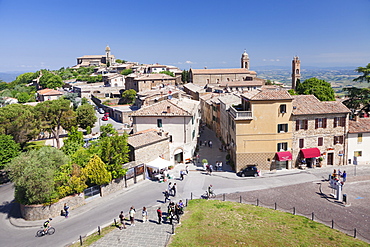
<box><xmin>168</xmin><ymin>95</ymin><xmax>173</xmax><ymax>100</ymax></box>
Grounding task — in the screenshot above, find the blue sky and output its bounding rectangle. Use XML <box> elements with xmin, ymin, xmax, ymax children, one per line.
<box><xmin>0</xmin><ymin>0</ymin><xmax>369</xmax><ymax>72</ymax></box>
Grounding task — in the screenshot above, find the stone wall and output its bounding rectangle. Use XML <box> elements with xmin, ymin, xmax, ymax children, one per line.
<box><xmin>135</xmin><ymin>140</ymin><xmax>170</xmax><ymax>164</ymax></box>
<box><xmin>236</xmin><ymin>152</ymin><xmax>275</xmax><ymax>171</ymax></box>
<box><xmin>21</xmin><ymin>194</ymin><xmax>85</xmax><ymax>221</ymax></box>
<box><xmin>20</xmin><ymin>167</ymin><xmax>145</xmax><ymax>221</ymax></box>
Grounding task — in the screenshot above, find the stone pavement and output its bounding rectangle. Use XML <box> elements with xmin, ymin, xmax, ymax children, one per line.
<box><xmin>89</xmin><ymin>207</ymin><xmax>174</xmax><ymax>247</ymax></box>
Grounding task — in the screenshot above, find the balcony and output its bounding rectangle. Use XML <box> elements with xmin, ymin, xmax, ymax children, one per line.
<box><xmin>229</xmin><ymin>106</ymin><xmax>252</xmax><ymax>120</ymax></box>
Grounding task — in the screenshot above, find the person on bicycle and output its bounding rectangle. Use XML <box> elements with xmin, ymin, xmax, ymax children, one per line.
<box><xmin>43</xmin><ymin>218</ymin><xmax>52</xmax><ymax>234</ymax></box>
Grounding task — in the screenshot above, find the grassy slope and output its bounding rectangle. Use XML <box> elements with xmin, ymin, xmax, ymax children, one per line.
<box><xmin>170</xmin><ymin>200</ymin><xmax>369</xmax><ymax>247</ymax></box>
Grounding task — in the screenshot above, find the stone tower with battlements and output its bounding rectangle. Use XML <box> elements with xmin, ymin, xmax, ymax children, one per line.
<box><xmin>291</xmin><ymin>56</ymin><xmax>301</xmax><ymax>90</ymax></box>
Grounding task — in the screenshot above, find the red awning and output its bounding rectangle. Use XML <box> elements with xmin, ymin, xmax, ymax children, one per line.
<box><xmin>276</xmin><ymin>151</ymin><xmax>292</xmax><ymax>161</ymax></box>
<box><xmin>300</xmin><ymin>148</ymin><xmax>321</xmax><ymax>158</ymax></box>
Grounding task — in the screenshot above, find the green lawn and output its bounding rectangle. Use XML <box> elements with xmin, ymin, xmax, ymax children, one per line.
<box><xmin>169</xmin><ymin>200</ymin><xmax>369</xmax><ymax>247</ymax></box>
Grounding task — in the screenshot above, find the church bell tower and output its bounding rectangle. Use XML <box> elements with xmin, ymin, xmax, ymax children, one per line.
<box><xmin>291</xmin><ymin>56</ymin><xmax>301</xmax><ymax>90</ymax></box>
<box><xmin>105</xmin><ymin>45</ymin><xmax>111</xmax><ymax>66</ymax></box>
<box><xmin>241</xmin><ymin>50</ymin><xmax>250</xmax><ymax>70</ymax></box>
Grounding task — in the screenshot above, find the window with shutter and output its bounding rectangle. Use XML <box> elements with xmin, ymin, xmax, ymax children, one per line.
<box><xmin>318</xmin><ymin>137</ymin><xmax>323</xmax><ymax>146</ymax></box>
<box><xmin>299</xmin><ymin>139</ymin><xmax>304</xmax><ymax>148</ymax></box>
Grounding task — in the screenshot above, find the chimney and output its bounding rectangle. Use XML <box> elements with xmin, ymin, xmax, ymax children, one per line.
<box><xmin>167</xmin><ymin>106</ymin><xmax>171</xmax><ymax>113</ymax></box>
<box><xmin>355</xmin><ymin>114</ymin><xmax>359</xmax><ymax>122</ymax></box>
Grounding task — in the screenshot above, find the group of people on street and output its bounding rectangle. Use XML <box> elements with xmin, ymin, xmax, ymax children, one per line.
<box><xmin>164</xmin><ymin>182</ymin><xmax>178</xmax><ymax>198</ymax></box>
<box><xmin>331</xmin><ymin>169</ymin><xmax>347</xmax><ymax>183</ymax></box>
<box><xmin>118</xmin><ymin>206</ymin><xmax>150</xmax><ymax>229</ymax></box>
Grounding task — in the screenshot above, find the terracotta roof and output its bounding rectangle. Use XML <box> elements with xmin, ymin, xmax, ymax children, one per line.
<box><xmin>131</xmin><ymin>98</ymin><xmax>198</xmax><ymax>117</ymax></box>
<box><xmin>191</xmin><ymin>68</ymin><xmax>257</xmax><ymax>75</ymax></box>
<box><xmin>246</xmin><ymin>89</ymin><xmax>292</xmax><ymax>101</ymax></box>
<box><xmin>135</xmin><ymin>74</ymin><xmax>176</xmax><ymax>81</ymax></box>
<box><xmin>348</xmin><ymin>118</ymin><xmax>370</xmax><ymax>133</ymax></box>
<box><xmin>219</xmin><ymin>80</ymin><xmax>263</xmax><ymax>87</ymax></box>
<box><xmin>292</xmin><ymin>95</ymin><xmax>350</xmax><ymax>115</ymax></box>
<box><xmin>37</xmin><ymin>88</ymin><xmax>64</xmax><ymax>96</ymax></box>
<box><xmin>128</xmin><ymin>130</ymin><xmax>168</xmax><ymax>148</ymax></box>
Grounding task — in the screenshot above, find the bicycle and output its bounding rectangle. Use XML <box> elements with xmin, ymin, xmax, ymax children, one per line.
<box><xmin>36</xmin><ymin>227</ymin><xmax>55</xmax><ymax>237</ymax></box>
<box><xmin>202</xmin><ymin>190</ymin><xmax>216</xmax><ymax>199</ymax></box>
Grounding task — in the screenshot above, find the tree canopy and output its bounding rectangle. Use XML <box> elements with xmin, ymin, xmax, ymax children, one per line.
<box><xmin>295</xmin><ymin>78</ymin><xmax>335</xmax><ymax>101</ymax></box>
<box><xmin>35</xmin><ymin>98</ymin><xmax>76</xmax><ymax>148</ymax></box>
<box><xmin>353</xmin><ymin>63</ymin><xmax>370</xmax><ymax>83</ymax></box>
<box><xmin>0</xmin><ymin>104</ymin><xmax>39</xmax><ymax>146</ymax></box>
<box><xmin>38</xmin><ymin>70</ymin><xmax>64</xmax><ymax>89</ymax></box>
<box><xmin>121</xmin><ymin>89</ymin><xmax>136</xmax><ymax>105</ymax></box>
<box><xmin>121</xmin><ymin>69</ymin><xmax>133</xmax><ymax>76</ymax></box>
<box><xmin>76</xmin><ymin>103</ymin><xmax>97</xmax><ymax>130</ymax></box>
<box><xmin>0</xmin><ymin>134</ymin><xmax>20</xmax><ymax>169</ymax></box>
<box><xmin>5</xmin><ymin>146</ymin><xmax>70</xmax><ymax>205</ymax></box>
<box><xmin>159</xmin><ymin>71</ymin><xmax>174</xmax><ymax>77</ymax></box>
<box><xmin>83</xmin><ymin>154</ymin><xmax>112</xmax><ymax>186</ymax></box>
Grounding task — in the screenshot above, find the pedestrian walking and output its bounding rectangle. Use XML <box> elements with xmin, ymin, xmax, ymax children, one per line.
<box><xmin>215</xmin><ymin>161</ymin><xmax>219</xmax><ymax>171</ymax></box>
<box><xmin>119</xmin><ymin>211</ymin><xmax>126</xmax><ymax>229</ymax></box>
<box><xmin>129</xmin><ymin>206</ymin><xmax>136</xmax><ymax>226</ymax></box>
<box><xmin>185</xmin><ymin>165</ymin><xmax>189</xmax><ymax>174</ymax></box>
<box><xmin>196</xmin><ymin>154</ymin><xmax>200</xmax><ymax>163</ymax></box>
<box><xmin>157</xmin><ymin>207</ymin><xmax>162</xmax><ymax>224</ymax></box>
<box><xmin>164</xmin><ymin>189</ymin><xmax>170</xmax><ymax>203</ymax></box>
<box><xmin>168</xmin><ymin>182</ymin><xmax>172</xmax><ymax>195</ymax></box>
<box><xmin>208</xmin><ymin>140</ymin><xmax>213</xmax><ymax>148</ymax></box>
<box><xmin>180</xmin><ymin>170</ymin><xmax>185</xmax><ymax>180</ymax></box>
<box><xmin>342</xmin><ymin>170</ymin><xmax>347</xmax><ymax>183</ymax></box>
<box><xmin>218</xmin><ymin>161</ymin><xmax>223</xmax><ymax>171</ymax></box>
<box><xmin>142</xmin><ymin>207</ymin><xmax>148</xmax><ymax>223</ymax></box>
<box><xmin>204</xmin><ymin>140</ymin><xmax>207</xmax><ymax>146</ymax></box>
<box><xmin>63</xmin><ymin>203</ymin><xmax>69</xmax><ymax>218</ymax></box>
<box><xmin>209</xmin><ymin>164</ymin><xmax>213</xmax><ymax>175</ymax></box>
<box><xmin>172</xmin><ymin>183</ymin><xmax>177</xmax><ymax>197</ymax></box>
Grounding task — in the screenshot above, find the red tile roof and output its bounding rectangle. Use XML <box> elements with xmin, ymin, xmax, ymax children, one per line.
<box><xmin>191</xmin><ymin>68</ymin><xmax>257</xmax><ymax>75</ymax></box>
<box><xmin>37</xmin><ymin>88</ymin><xmax>64</xmax><ymax>96</ymax></box>
<box><xmin>348</xmin><ymin>118</ymin><xmax>370</xmax><ymax>133</ymax></box>
<box><xmin>248</xmin><ymin>89</ymin><xmax>292</xmax><ymax>101</ymax></box>
<box><xmin>292</xmin><ymin>95</ymin><xmax>350</xmax><ymax>115</ymax></box>
<box><xmin>131</xmin><ymin>99</ymin><xmax>197</xmax><ymax>116</ymax></box>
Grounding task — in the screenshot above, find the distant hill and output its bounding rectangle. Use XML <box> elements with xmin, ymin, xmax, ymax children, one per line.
<box><xmin>0</xmin><ymin>72</ymin><xmax>26</xmax><ymax>83</ymax></box>
<box><xmin>255</xmin><ymin>67</ymin><xmax>363</xmax><ymax>92</ymax></box>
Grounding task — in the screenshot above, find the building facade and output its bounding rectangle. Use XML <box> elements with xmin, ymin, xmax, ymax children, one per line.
<box><xmin>131</xmin><ymin>98</ymin><xmax>200</xmax><ymax>164</ymax></box>
<box><xmin>347</xmin><ymin>117</ymin><xmax>370</xmax><ymax>165</ymax></box>
<box><xmin>291</xmin><ymin>95</ymin><xmax>350</xmax><ymax>168</ymax></box>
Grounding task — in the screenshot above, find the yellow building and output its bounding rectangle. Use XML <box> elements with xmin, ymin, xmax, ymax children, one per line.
<box><xmin>228</xmin><ymin>89</ymin><xmax>293</xmax><ymax>171</ymax></box>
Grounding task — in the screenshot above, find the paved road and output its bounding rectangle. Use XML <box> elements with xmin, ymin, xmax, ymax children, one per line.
<box><xmin>1</xmin><ymin>126</ymin><xmax>369</xmax><ymax>246</ymax></box>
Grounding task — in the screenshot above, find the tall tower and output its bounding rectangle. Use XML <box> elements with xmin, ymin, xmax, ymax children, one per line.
<box><xmin>291</xmin><ymin>56</ymin><xmax>301</xmax><ymax>90</ymax></box>
<box><xmin>105</xmin><ymin>45</ymin><xmax>111</xmax><ymax>66</ymax></box>
<box><xmin>241</xmin><ymin>50</ymin><xmax>250</xmax><ymax>70</ymax></box>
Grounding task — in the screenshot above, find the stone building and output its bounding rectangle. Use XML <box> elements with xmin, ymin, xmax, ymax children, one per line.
<box><xmin>125</xmin><ymin>73</ymin><xmax>181</xmax><ymax>92</ymax></box>
<box><xmin>291</xmin><ymin>56</ymin><xmax>301</xmax><ymax>90</ymax></box>
<box><xmin>37</xmin><ymin>88</ymin><xmax>64</xmax><ymax>101</ymax></box>
<box><xmin>131</xmin><ymin>98</ymin><xmax>200</xmax><ymax>164</ymax></box>
<box><xmin>291</xmin><ymin>95</ymin><xmax>350</xmax><ymax>168</ymax></box>
<box><xmin>75</xmin><ymin>46</ymin><xmax>116</xmax><ymax>68</ymax></box>
<box><xmin>189</xmin><ymin>51</ymin><xmax>263</xmax><ymax>86</ymax></box>
<box><xmin>127</xmin><ymin>129</ymin><xmax>171</xmax><ymax>163</ymax></box>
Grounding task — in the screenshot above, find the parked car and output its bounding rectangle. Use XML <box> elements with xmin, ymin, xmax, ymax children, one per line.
<box><xmin>98</xmin><ymin>108</ymin><xmax>105</xmax><ymax>114</ymax></box>
<box><xmin>237</xmin><ymin>166</ymin><xmax>260</xmax><ymax>177</ymax></box>
<box><xmin>102</xmin><ymin>116</ymin><xmax>108</xmax><ymax>121</ymax></box>
<box><xmin>104</xmin><ymin>112</ymin><xmax>109</xmax><ymax>117</ymax></box>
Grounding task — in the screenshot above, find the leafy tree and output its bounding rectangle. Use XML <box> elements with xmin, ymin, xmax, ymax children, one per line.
<box><xmin>0</xmin><ymin>104</ymin><xmax>39</xmax><ymax>146</ymax></box>
<box><xmin>295</xmin><ymin>78</ymin><xmax>335</xmax><ymax>101</ymax></box>
<box><xmin>62</xmin><ymin>126</ymin><xmax>84</xmax><ymax>156</ymax></box>
<box><xmin>16</xmin><ymin>92</ymin><xmax>31</xmax><ymax>103</ymax></box>
<box><xmin>5</xmin><ymin>146</ymin><xmax>70</xmax><ymax>205</ymax></box>
<box><xmin>121</xmin><ymin>69</ymin><xmax>133</xmax><ymax>76</ymax></box>
<box><xmin>0</xmin><ymin>81</ymin><xmax>8</xmax><ymax>91</ymax></box>
<box><xmin>342</xmin><ymin>87</ymin><xmax>370</xmax><ymax>115</ymax></box>
<box><xmin>100</xmin><ymin>124</ymin><xmax>117</xmax><ymax>138</ymax></box>
<box><xmin>181</xmin><ymin>70</ymin><xmax>189</xmax><ymax>83</ymax></box>
<box><xmin>353</xmin><ymin>63</ymin><xmax>370</xmax><ymax>83</ymax></box>
<box><xmin>98</xmin><ymin>134</ymin><xmax>129</xmax><ymax>179</ymax></box>
<box><xmin>0</xmin><ymin>134</ymin><xmax>20</xmax><ymax>169</ymax></box>
<box><xmin>71</xmin><ymin>147</ymin><xmax>94</xmax><ymax>168</ymax></box>
<box><xmin>121</xmin><ymin>89</ymin><xmax>136</xmax><ymax>104</ymax></box>
<box><xmin>81</xmin><ymin>97</ymin><xmax>89</xmax><ymax>105</ymax></box>
<box><xmin>86</xmin><ymin>126</ymin><xmax>92</xmax><ymax>135</ymax></box>
<box><xmin>83</xmin><ymin>154</ymin><xmax>111</xmax><ymax>186</ymax></box>
<box><xmin>35</xmin><ymin>98</ymin><xmax>77</xmax><ymax>149</ymax></box>
<box><xmin>115</xmin><ymin>59</ymin><xmax>127</xmax><ymax>64</ymax></box>
<box><xmin>265</xmin><ymin>79</ymin><xmax>272</xmax><ymax>85</ymax></box>
<box><xmin>76</xmin><ymin>103</ymin><xmax>97</xmax><ymax>130</ymax></box>
<box><xmin>11</xmin><ymin>72</ymin><xmax>37</xmax><ymax>86</ymax></box>
<box><xmin>288</xmin><ymin>89</ymin><xmax>298</xmax><ymax>95</ymax></box>
<box><xmin>63</xmin><ymin>92</ymin><xmax>79</xmax><ymax>109</ymax></box>
<box><xmin>159</xmin><ymin>71</ymin><xmax>174</xmax><ymax>77</ymax></box>
<box><xmin>38</xmin><ymin>70</ymin><xmax>64</xmax><ymax>89</ymax></box>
